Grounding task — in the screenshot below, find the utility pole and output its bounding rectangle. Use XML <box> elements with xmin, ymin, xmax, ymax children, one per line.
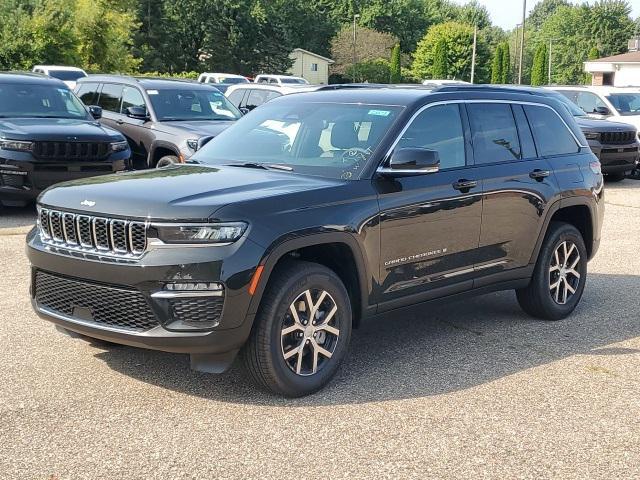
<box><xmin>470</xmin><ymin>25</ymin><xmax>477</xmax><ymax>84</ymax></box>
<box><xmin>352</xmin><ymin>14</ymin><xmax>360</xmax><ymax>83</ymax></box>
<box><xmin>518</xmin><ymin>0</ymin><xmax>526</xmax><ymax>84</ymax></box>
<box><xmin>513</xmin><ymin>23</ymin><xmax>521</xmax><ymax>83</ymax></box>
<box><xmin>548</xmin><ymin>38</ymin><xmax>557</xmax><ymax>85</ymax></box>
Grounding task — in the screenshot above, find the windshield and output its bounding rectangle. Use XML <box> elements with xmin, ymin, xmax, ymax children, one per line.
<box><xmin>221</xmin><ymin>77</ymin><xmax>248</xmax><ymax>84</ymax></box>
<box><xmin>191</xmin><ymin>102</ymin><xmax>402</xmax><ymax>180</ymax></box>
<box><xmin>548</xmin><ymin>92</ymin><xmax>587</xmax><ymax>117</ymax></box>
<box><xmin>48</xmin><ymin>70</ymin><xmax>86</xmax><ymax>81</ymax></box>
<box><xmin>281</xmin><ymin>78</ymin><xmax>308</xmax><ymax>84</ymax></box>
<box><xmin>606</xmin><ymin>93</ymin><xmax>640</xmax><ymax>116</ymax></box>
<box><xmin>0</xmin><ymin>83</ymin><xmax>89</xmax><ymax>119</ymax></box>
<box><xmin>148</xmin><ymin>88</ymin><xmax>242</xmax><ymax>121</ymax></box>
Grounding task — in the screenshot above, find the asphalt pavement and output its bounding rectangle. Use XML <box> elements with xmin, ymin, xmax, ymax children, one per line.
<box><xmin>1</xmin><ymin>181</ymin><xmax>639</xmax><ymax>479</ymax></box>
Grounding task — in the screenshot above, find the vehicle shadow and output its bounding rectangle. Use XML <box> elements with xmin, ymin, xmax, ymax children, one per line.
<box><xmin>0</xmin><ymin>204</ymin><xmax>37</xmax><ymax>229</ymax></box>
<box><xmin>93</xmin><ymin>272</ymin><xmax>640</xmax><ymax>406</ymax></box>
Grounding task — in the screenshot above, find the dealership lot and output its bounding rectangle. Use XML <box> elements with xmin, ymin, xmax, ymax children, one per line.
<box><xmin>1</xmin><ymin>182</ymin><xmax>639</xmax><ymax>479</ymax></box>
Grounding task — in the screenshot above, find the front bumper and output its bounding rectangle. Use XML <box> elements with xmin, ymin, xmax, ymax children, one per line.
<box><xmin>26</xmin><ymin>228</ymin><xmax>264</xmax><ymax>357</ymax></box>
<box><xmin>0</xmin><ymin>155</ymin><xmax>128</xmax><ymax>205</ymax></box>
<box><xmin>591</xmin><ymin>141</ymin><xmax>639</xmax><ymax>174</ymax></box>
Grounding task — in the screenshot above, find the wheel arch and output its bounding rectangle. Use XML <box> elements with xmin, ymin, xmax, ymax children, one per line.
<box><xmin>149</xmin><ymin>141</ymin><xmax>180</xmax><ymax>167</ymax></box>
<box><xmin>247</xmin><ymin>233</ymin><xmax>371</xmax><ymax>328</ymax></box>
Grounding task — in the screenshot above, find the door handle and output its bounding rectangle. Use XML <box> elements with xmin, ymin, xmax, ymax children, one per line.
<box><xmin>116</xmin><ymin>119</ymin><xmax>124</xmax><ymax>125</ymax></box>
<box><xmin>529</xmin><ymin>169</ymin><xmax>550</xmax><ymax>181</ymax></box>
<box><xmin>452</xmin><ymin>179</ymin><xmax>478</xmax><ymax>192</ymax></box>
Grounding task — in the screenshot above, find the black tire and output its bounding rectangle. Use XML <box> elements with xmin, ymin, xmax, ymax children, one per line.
<box><xmin>606</xmin><ymin>172</ymin><xmax>626</xmax><ymax>182</ymax></box>
<box><xmin>516</xmin><ymin>222</ymin><xmax>588</xmax><ymax>320</ymax></box>
<box><xmin>243</xmin><ymin>261</ymin><xmax>352</xmax><ymax>397</ymax></box>
<box><xmin>156</xmin><ymin>155</ymin><xmax>179</xmax><ymax>168</ymax></box>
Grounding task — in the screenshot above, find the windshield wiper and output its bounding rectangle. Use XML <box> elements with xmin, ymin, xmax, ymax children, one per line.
<box><xmin>225</xmin><ymin>162</ymin><xmax>294</xmax><ymax>172</ymax></box>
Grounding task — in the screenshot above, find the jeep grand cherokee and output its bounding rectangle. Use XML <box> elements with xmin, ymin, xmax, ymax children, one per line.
<box><xmin>27</xmin><ymin>86</ymin><xmax>604</xmax><ymax>397</ymax></box>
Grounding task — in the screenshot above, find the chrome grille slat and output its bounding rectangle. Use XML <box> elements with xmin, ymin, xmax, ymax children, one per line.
<box><xmin>37</xmin><ymin>208</ymin><xmax>147</xmax><ymax>259</ymax></box>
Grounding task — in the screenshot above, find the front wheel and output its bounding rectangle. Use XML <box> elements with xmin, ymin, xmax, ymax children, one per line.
<box><xmin>156</xmin><ymin>155</ymin><xmax>179</xmax><ymax>168</ymax></box>
<box><xmin>516</xmin><ymin>222</ymin><xmax>588</xmax><ymax>320</ymax></box>
<box><xmin>243</xmin><ymin>261</ymin><xmax>352</xmax><ymax>397</ymax></box>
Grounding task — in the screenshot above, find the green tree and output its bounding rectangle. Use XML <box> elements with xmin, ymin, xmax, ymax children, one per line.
<box><xmin>588</xmin><ymin>46</ymin><xmax>600</xmax><ymax>60</ymax></box>
<box><xmin>500</xmin><ymin>42</ymin><xmax>511</xmax><ymax>83</ymax></box>
<box><xmin>454</xmin><ymin>0</ymin><xmax>491</xmax><ymax>29</ymax></box>
<box><xmin>528</xmin><ymin>0</ymin><xmax>570</xmax><ymax>29</ymax></box>
<box><xmin>490</xmin><ymin>43</ymin><xmax>503</xmax><ymax>83</ymax></box>
<box><xmin>412</xmin><ymin>21</ymin><xmax>490</xmax><ymax>82</ymax></box>
<box><xmin>331</xmin><ymin>24</ymin><xmax>397</xmax><ymax>78</ymax></box>
<box><xmin>531</xmin><ymin>43</ymin><xmax>548</xmax><ymax>85</ymax></box>
<box><xmin>346</xmin><ymin>58</ymin><xmax>392</xmax><ymax>83</ymax></box>
<box><xmin>389</xmin><ymin>43</ymin><xmax>401</xmax><ymax>82</ymax></box>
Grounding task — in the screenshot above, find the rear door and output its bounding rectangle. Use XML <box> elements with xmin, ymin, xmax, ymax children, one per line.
<box><xmin>470</xmin><ymin>102</ymin><xmax>561</xmax><ymax>282</ymax></box>
<box><xmin>96</xmin><ymin>83</ymin><xmax>124</xmax><ymax>131</ymax></box>
<box><xmin>376</xmin><ymin>102</ymin><xmax>482</xmax><ymax>308</ymax></box>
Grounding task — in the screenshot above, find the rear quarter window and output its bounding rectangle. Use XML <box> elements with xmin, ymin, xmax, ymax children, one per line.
<box><xmin>524</xmin><ymin>105</ymin><xmax>579</xmax><ymax>157</ymax></box>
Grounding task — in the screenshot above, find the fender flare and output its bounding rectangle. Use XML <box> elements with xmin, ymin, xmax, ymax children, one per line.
<box><xmin>148</xmin><ymin>141</ymin><xmax>180</xmax><ymax>167</ymax></box>
<box><xmin>246</xmin><ymin>232</ymin><xmax>372</xmax><ymax>323</ymax></box>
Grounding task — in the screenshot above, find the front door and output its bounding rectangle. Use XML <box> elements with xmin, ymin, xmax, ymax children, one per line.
<box><xmin>118</xmin><ymin>86</ymin><xmax>153</xmax><ymax>169</ymax></box>
<box><xmin>376</xmin><ymin>103</ymin><xmax>482</xmax><ymax>309</ymax></box>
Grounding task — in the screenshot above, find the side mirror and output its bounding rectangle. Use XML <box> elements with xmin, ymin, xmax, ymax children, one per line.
<box><xmin>88</xmin><ymin>105</ymin><xmax>102</xmax><ymax>120</ymax></box>
<box><xmin>594</xmin><ymin>106</ymin><xmax>611</xmax><ymax>116</ymax></box>
<box><xmin>379</xmin><ymin>148</ymin><xmax>440</xmax><ymax>176</ymax></box>
<box><xmin>239</xmin><ymin>107</ymin><xmax>250</xmax><ymax>115</ymax></box>
<box><xmin>126</xmin><ymin>106</ymin><xmax>149</xmax><ymax>120</ymax></box>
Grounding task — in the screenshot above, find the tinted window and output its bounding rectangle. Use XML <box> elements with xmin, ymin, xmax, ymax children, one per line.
<box><xmin>227</xmin><ymin>89</ymin><xmax>245</xmax><ymax>107</ymax></box>
<box><xmin>524</xmin><ymin>105</ymin><xmax>579</xmax><ymax>156</ymax></box>
<box><xmin>147</xmin><ymin>88</ymin><xmax>241</xmax><ymax>121</ymax></box>
<box><xmin>467</xmin><ymin>103</ymin><xmax>521</xmax><ymax>164</ymax></box>
<box><xmin>121</xmin><ymin>86</ymin><xmax>145</xmax><ymax>112</ymax></box>
<box><xmin>0</xmin><ymin>83</ymin><xmax>89</xmax><ymax>119</ymax></box>
<box><xmin>48</xmin><ymin>70</ymin><xmax>86</xmax><ymax>81</ymax></box>
<box><xmin>98</xmin><ymin>83</ymin><xmax>123</xmax><ymax>112</ymax></box>
<box><xmin>606</xmin><ymin>93</ymin><xmax>640</xmax><ymax>116</ymax></box>
<box><xmin>75</xmin><ymin>82</ymin><xmax>99</xmax><ymax>105</ymax></box>
<box><xmin>575</xmin><ymin>91</ymin><xmax>607</xmax><ymax>114</ymax></box>
<box><xmin>512</xmin><ymin>105</ymin><xmax>537</xmax><ymax>159</ymax></box>
<box><xmin>396</xmin><ymin>104</ymin><xmax>466</xmax><ymax>169</ymax></box>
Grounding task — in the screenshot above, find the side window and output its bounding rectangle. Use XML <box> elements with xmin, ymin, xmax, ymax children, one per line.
<box><xmin>575</xmin><ymin>92</ymin><xmax>606</xmax><ymax>114</ymax></box>
<box><xmin>311</xmin><ymin>63</ymin><xmax>318</xmax><ymax>72</ymax></box>
<box><xmin>75</xmin><ymin>82</ymin><xmax>99</xmax><ymax>105</ymax></box>
<box><xmin>263</xmin><ymin>90</ymin><xmax>282</xmax><ymax>102</ymax></box>
<box><xmin>268</xmin><ymin>78</ymin><xmax>279</xmax><ymax>84</ymax></box>
<box><xmin>512</xmin><ymin>104</ymin><xmax>537</xmax><ymax>159</ymax></box>
<box><xmin>467</xmin><ymin>103</ymin><xmax>521</xmax><ymax>164</ymax></box>
<box><xmin>524</xmin><ymin>105</ymin><xmax>579</xmax><ymax>157</ymax></box>
<box><xmin>257</xmin><ymin>77</ymin><xmax>268</xmax><ymax>83</ymax></box>
<box><xmin>97</xmin><ymin>83</ymin><xmax>123</xmax><ymax>112</ymax></box>
<box><xmin>396</xmin><ymin>103</ymin><xmax>466</xmax><ymax>169</ymax></box>
<box><xmin>227</xmin><ymin>89</ymin><xmax>245</xmax><ymax>107</ymax></box>
<box><xmin>121</xmin><ymin>86</ymin><xmax>145</xmax><ymax>113</ymax></box>
<box><xmin>245</xmin><ymin>89</ymin><xmax>269</xmax><ymax>110</ymax></box>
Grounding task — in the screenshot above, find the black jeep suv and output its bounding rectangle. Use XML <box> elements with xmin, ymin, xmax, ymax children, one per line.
<box><xmin>75</xmin><ymin>76</ymin><xmax>242</xmax><ymax>169</ymax></box>
<box><xmin>27</xmin><ymin>86</ymin><xmax>604</xmax><ymax>396</ymax></box>
<box><xmin>0</xmin><ymin>73</ymin><xmax>130</xmax><ymax>207</ymax></box>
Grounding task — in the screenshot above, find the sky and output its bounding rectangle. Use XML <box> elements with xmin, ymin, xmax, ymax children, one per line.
<box><xmin>452</xmin><ymin>0</ymin><xmax>640</xmax><ymax>30</ymax></box>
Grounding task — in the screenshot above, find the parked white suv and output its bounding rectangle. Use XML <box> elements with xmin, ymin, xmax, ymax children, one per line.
<box><xmin>254</xmin><ymin>74</ymin><xmax>308</xmax><ymax>85</ymax></box>
<box><xmin>32</xmin><ymin>65</ymin><xmax>87</xmax><ymax>89</ymax></box>
<box><xmin>197</xmin><ymin>73</ymin><xmax>249</xmax><ymax>85</ymax></box>
<box><xmin>550</xmin><ymin>86</ymin><xmax>640</xmax><ymax>133</ymax></box>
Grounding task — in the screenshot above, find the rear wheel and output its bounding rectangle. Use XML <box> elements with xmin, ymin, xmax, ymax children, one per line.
<box><xmin>516</xmin><ymin>222</ymin><xmax>587</xmax><ymax>320</ymax></box>
<box><xmin>243</xmin><ymin>261</ymin><xmax>352</xmax><ymax>397</ymax></box>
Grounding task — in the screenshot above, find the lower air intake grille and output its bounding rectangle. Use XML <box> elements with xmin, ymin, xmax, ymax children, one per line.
<box><xmin>169</xmin><ymin>297</ymin><xmax>224</xmax><ymax>327</ymax></box>
<box><xmin>35</xmin><ymin>271</ymin><xmax>158</xmax><ymax>332</ymax></box>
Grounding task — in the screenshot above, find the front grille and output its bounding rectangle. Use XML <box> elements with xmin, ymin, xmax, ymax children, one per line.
<box><xmin>0</xmin><ymin>173</ymin><xmax>25</xmax><ymax>188</ymax></box>
<box><xmin>169</xmin><ymin>297</ymin><xmax>224</xmax><ymax>327</ymax></box>
<box><xmin>38</xmin><ymin>208</ymin><xmax>147</xmax><ymax>258</ymax></box>
<box><xmin>35</xmin><ymin>271</ymin><xmax>158</xmax><ymax>332</ymax></box>
<box><xmin>33</xmin><ymin>141</ymin><xmax>110</xmax><ymax>160</ymax></box>
<box><xmin>600</xmin><ymin>131</ymin><xmax>636</xmax><ymax>145</ymax></box>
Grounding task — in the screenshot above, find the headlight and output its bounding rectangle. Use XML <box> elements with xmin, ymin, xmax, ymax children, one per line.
<box><xmin>110</xmin><ymin>140</ymin><xmax>129</xmax><ymax>152</ymax></box>
<box><xmin>584</xmin><ymin>132</ymin><xmax>600</xmax><ymax>141</ymax></box>
<box><xmin>186</xmin><ymin>139</ymin><xmax>199</xmax><ymax>151</ymax></box>
<box><xmin>0</xmin><ymin>140</ymin><xmax>33</xmax><ymax>151</ymax></box>
<box><xmin>154</xmin><ymin>222</ymin><xmax>247</xmax><ymax>244</ymax></box>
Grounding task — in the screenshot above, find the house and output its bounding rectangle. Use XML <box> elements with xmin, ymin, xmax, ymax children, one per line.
<box><xmin>584</xmin><ymin>37</ymin><xmax>640</xmax><ymax>86</ymax></box>
<box><xmin>288</xmin><ymin>48</ymin><xmax>334</xmax><ymax>84</ymax></box>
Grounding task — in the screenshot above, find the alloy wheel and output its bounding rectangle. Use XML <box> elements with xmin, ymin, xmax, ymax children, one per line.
<box><xmin>549</xmin><ymin>240</ymin><xmax>581</xmax><ymax>305</ymax></box>
<box><xmin>280</xmin><ymin>289</ymin><xmax>341</xmax><ymax>376</ymax></box>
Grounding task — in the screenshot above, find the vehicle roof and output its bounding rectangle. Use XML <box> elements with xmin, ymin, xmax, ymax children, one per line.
<box><xmin>225</xmin><ymin>83</ymin><xmax>321</xmax><ymax>95</ymax></box>
<box><xmin>550</xmin><ymin>85</ymin><xmax>640</xmax><ymax>93</ymax></box>
<box><xmin>77</xmin><ymin>75</ymin><xmax>224</xmax><ymax>90</ymax></box>
<box><xmin>200</xmin><ymin>72</ymin><xmax>245</xmax><ymax>78</ymax></box>
<box><xmin>0</xmin><ymin>72</ymin><xmax>68</xmax><ymax>86</ymax></box>
<box><xmin>255</xmin><ymin>74</ymin><xmax>305</xmax><ymax>80</ymax></box>
<box><xmin>33</xmin><ymin>65</ymin><xmax>86</xmax><ymax>71</ymax></box>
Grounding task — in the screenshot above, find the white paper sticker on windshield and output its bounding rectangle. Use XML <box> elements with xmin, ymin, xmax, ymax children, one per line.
<box><xmin>368</xmin><ymin>109</ymin><xmax>390</xmax><ymax>116</ymax></box>
<box><xmin>147</xmin><ymin>90</ymin><xmax>159</xmax><ymax>95</ymax></box>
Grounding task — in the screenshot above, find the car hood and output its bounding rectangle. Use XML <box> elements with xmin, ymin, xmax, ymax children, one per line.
<box><xmin>576</xmin><ymin>116</ymin><xmax>637</xmax><ymax>132</ymax></box>
<box><xmin>38</xmin><ymin>164</ymin><xmax>343</xmax><ymax>221</ymax></box>
<box><xmin>0</xmin><ymin>117</ymin><xmax>122</xmax><ymax>141</ymax></box>
<box><xmin>155</xmin><ymin>120</ymin><xmax>235</xmax><ymax>138</ymax></box>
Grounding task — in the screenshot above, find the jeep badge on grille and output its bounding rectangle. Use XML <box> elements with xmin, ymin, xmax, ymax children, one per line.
<box><xmin>80</xmin><ymin>200</ymin><xmax>95</xmax><ymax>207</ymax></box>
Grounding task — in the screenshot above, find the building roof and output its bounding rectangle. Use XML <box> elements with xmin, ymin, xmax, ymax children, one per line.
<box><xmin>587</xmin><ymin>51</ymin><xmax>640</xmax><ymax>64</ymax></box>
<box><xmin>290</xmin><ymin>48</ymin><xmax>334</xmax><ymax>64</ymax></box>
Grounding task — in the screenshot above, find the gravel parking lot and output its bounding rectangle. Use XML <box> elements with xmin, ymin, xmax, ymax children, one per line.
<box><xmin>1</xmin><ymin>182</ymin><xmax>639</xmax><ymax>480</ymax></box>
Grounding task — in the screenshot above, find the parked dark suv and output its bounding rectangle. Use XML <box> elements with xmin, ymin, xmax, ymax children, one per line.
<box><xmin>27</xmin><ymin>86</ymin><xmax>603</xmax><ymax>396</ymax></box>
<box><xmin>0</xmin><ymin>73</ymin><xmax>129</xmax><ymax>207</ymax></box>
<box><xmin>75</xmin><ymin>76</ymin><xmax>242</xmax><ymax>168</ymax></box>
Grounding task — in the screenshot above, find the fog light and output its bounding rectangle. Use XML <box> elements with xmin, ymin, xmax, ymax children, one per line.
<box><xmin>165</xmin><ymin>282</ymin><xmax>223</xmax><ymax>291</ymax></box>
